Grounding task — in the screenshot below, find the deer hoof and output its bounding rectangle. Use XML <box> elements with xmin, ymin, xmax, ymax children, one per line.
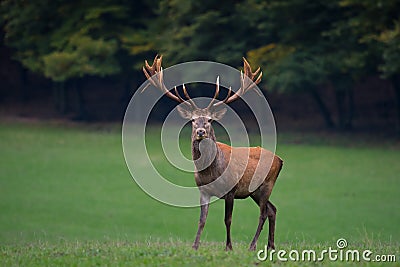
<box><xmin>225</xmin><ymin>245</ymin><xmax>233</xmax><ymax>251</ymax></box>
<box><xmin>249</xmin><ymin>245</ymin><xmax>256</xmax><ymax>251</ymax></box>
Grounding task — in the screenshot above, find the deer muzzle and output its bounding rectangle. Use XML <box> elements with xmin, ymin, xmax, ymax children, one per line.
<box><xmin>195</xmin><ymin>128</ymin><xmax>207</xmax><ymax>140</ymax></box>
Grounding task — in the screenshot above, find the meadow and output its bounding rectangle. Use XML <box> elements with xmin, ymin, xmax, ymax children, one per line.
<box><xmin>0</xmin><ymin>121</ymin><xmax>399</xmax><ymax>266</ymax></box>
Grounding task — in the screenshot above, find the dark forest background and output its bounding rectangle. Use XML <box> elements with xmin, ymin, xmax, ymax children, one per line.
<box><xmin>1</xmin><ymin>0</ymin><xmax>399</xmax><ymax>133</ymax></box>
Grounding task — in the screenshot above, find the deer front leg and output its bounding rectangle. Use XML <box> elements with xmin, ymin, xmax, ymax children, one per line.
<box><xmin>224</xmin><ymin>191</ymin><xmax>235</xmax><ymax>251</ymax></box>
<box><xmin>192</xmin><ymin>193</ymin><xmax>210</xmax><ymax>250</ymax></box>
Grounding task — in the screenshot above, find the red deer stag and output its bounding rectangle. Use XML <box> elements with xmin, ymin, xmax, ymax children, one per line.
<box><xmin>142</xmin><ymin>55</ymin><xmax>283</xmax><ymax>251</ymax></box>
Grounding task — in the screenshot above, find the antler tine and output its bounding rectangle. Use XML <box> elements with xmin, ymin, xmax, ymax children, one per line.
<box><xmin>175</xmin><ymin>84</ymin><xmax>198</xmax><ymax>108</ymax></box>
<box><xmin>207</xmin><ymin>76</ymin><xmax>220</xmax><ymax>109</ymax></box>
<box><xmin>142</xmin><ymin>55</ymin><xmax>194</xmax><ymax>107</ymax></box>
<box><xmin>142</xmin><ymin>55</ymin><xmax>162</xmax><ymax>89</ymax></box>
<box><xmin>213</xmin><ymin>86</ymin><xmax>231</xmax><ymax>108</ymax></box>
<box><xmin>182</xmin><ymin>84</ymin><xmax>198</xmax><ymax>109</ymax></box>
<box><xmin>215</xmin><ymin>58</ymin><xmax>263</xmax><ymax>105</ymax></box>
<box><xmin>141</xmin><ymin>55</ymin><xmax>160</xmax><ymax>92</ymax></box>
<box><xmin>241</xmin><ymin>58</ymin><xmax>263</xmax><ymax>94</ymax></box>
<box><xmin>174</xmin><ymin>86</ymin><xmax>186</xmax><ymax>103</ymax></box>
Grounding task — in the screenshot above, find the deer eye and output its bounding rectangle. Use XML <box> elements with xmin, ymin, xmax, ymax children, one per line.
<box><xmin>207</xmin><ymin>118</ymin><xmax>212</xmax><ymax>123</ymax></box>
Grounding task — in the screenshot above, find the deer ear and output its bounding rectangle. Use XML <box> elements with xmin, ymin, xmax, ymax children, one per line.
<box><xmin>176</xmin><ymin>105</ymin><xmax>193</xmax><ymax>119</ymax></box>
<box><xmin>212</xmin><ymin>108</ymin><xmax>227</xmax><ymax>121</ymax></box>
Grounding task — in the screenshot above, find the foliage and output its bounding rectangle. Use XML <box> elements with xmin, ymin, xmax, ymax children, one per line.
<box><xmin>248</xmin><ymin>45</ymin><xmax>325</xmax><ymax>93</ymax></box>
<box><xmin>149</xmin><ymin>0</ymin><xmax>271</xmax><ymax>66</ymax></box>
<box><xmin>2</xmin><ymin>0</ymin><xmax>400</xmax><ymax>77</ymax></box>
<box><xmin>247</xmin><ymin>1</ymin><xmax>369</xmax><ymax>86</ymax></box>
<box><xmin>2</xmin><ymin>0</ymin><xmax>399</xmax><ymax>82</ymax></box>
<box><xmin>43</xmin><ymin>36</ymin><xmax>119</xmax><ymax>81</ymax></box>
<box><xmin>380</xmin><ymin>30</ymin><xmax>400</xmax><ymax>78</ymax></box>
<box><xmin>337</xmin><ymin>0</ymin><xmax>400</xmax><ymax>78</ymax></box>
<box><xmin>0</xmin><ymin>0</ymin><xmax>154</xmax><ymax>81</ymax></box>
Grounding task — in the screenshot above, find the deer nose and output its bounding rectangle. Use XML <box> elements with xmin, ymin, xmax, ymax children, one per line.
<box><xmin>196</xmin><ymin>128</ymin><xmax>206</xmax><ymax>138</ymax></box>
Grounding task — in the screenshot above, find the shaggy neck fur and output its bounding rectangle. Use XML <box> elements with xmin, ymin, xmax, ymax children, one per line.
<box><xmin>192</xmin><ymin>126</ymin><xmax>225</xmax><ymax>176</ymax></box>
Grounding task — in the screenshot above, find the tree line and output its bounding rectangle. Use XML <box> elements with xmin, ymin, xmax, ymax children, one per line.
<box><xmin>1</xmin><ymin>0</ymin><xmax>399</xmax><ymax>130</ymax></box>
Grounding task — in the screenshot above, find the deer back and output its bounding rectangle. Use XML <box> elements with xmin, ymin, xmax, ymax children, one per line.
<box><xmin>216</xmin><ymin>142</ymin><xmax>282</xmax><ymax>198</ymax></box>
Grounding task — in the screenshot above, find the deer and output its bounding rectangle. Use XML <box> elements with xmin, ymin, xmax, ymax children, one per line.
<box><xmin>142</xmin><ymin>55</ymin><xmax>283</xmax><ymax>251</ymax></box>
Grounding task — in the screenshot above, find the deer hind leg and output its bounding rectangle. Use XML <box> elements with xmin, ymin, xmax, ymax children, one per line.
<box><xmin>249</xmin><ymin>184</ymin><xmax>277</xmax><ymax>251</ymax></box>
<box><xmin>249</xmin><ymin>191</ymin><xmax>268</xmax><ymax>251</ymax></box>
<box><xmin>192</xmin><ymin>193</ymin><xmax>210</xmax><ymax>250</ymax></box>
<box><xmin>266</xmin><ymin>201</ymin><xmax>277</xmax><ymax>249</ymax></box>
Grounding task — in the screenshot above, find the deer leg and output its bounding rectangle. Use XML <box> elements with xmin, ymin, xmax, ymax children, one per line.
<box><xmin>192</xmin><ymin>193</ymin><xmax>210</xmax><ymax>250</ymax></box>
<box><xmin>267</xmin><ymin>201</ymin><xmax>277</xmax><ymax>249</ymax></box>
<box><xmin>249</xmin><ymin>196</ymin><xmax>268</xmax><ymax>251</ymax></box>
<box><xmin>224</xmin><ymin>192</ymin><xmax>235</xmax><ymax>251</ymax></box>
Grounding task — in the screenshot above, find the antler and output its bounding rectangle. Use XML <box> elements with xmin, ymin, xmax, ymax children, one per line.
<box><xmin>142</xmin><ymin>56</ymin><xmax>261</xmax><ymax>110</ymax></box>
<box><xmin>206</xmin><ymin>76</ymin><xmax>220</xmax><ymax>109</ymax></box>
<box><xmin>213</xmin><ymin>58</ymin><xmax>262</xmax><ymax>108</ymax></box>
<box><xmin>142</xmin><ymin>55</ymin><xmax>197</xmax><ymax>108</ymax></box>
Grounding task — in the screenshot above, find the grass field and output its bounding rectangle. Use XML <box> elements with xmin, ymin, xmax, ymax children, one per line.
<box><xmin>0</xmin><ymin>121</ymin><xmax>399</xmax><ymax>266</ymax></box>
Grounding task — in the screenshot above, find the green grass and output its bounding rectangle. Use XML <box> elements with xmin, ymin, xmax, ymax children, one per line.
<box><xmin>1</xmin><ymin>240</ymin><xmax>398</xmax><ymax>266</ymax></box>
<box><xmin>0</xmin><ymin>121</ymin><xmax>399</xmax><ymax>266</ymax></box>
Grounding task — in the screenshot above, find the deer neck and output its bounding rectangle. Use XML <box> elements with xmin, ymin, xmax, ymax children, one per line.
<box><xmin>191</xmin><ymin>128</ymin><xmax>225</xmax><ymax>175</ymax></box>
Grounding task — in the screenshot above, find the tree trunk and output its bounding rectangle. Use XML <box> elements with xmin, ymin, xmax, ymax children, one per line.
<box><xmin>72</xmin><ymin>79</ymin><xmax>88</xmax><ymax>121</ymax></box>
<box><xmin>53</xmin><ymin>82</ymin><xmax>67</xmax><ymax>114</ymax></box>
<box><xmin>119</xmin><ymin>78</ymin><xmax>133</xmax><ymax>119</ymax></box>
<box><xmin>345</xmin><ymin>87</ymin><xmax>354</xmax><ymax>130</ymax></box>
<box><xmin>309</xmin><ymin>87</ymin><xmax>335</xmax><ymax>128</ymax></box>
<box><xmin>392</xmin><ymin>75</ymin><xmax>400</xmax><ymax>136</ymax></box>
<box><xmin>19</xmin><ymin>66</ymin><xmax>29</xmax><ymax>103</ymax></box>
<box><xmin>335</xmin><ymin>88</ymin><xmax>354</xmax><ymax>130</ymax></box>
<box><xmin>333</xmin><ymin>75</ymin><xmax>354</xmax><ymax>131</ymax></box>
<box><xmin>335</xmin><ymin>89</ymin><xmax>346</xmax><ymax>129</ymax></box>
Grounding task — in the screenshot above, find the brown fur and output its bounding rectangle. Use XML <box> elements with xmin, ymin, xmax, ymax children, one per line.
<box><xmin>216</xmin><ymin>142</ymin><xmax>282</xmax><ymax>199</ymax></box>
